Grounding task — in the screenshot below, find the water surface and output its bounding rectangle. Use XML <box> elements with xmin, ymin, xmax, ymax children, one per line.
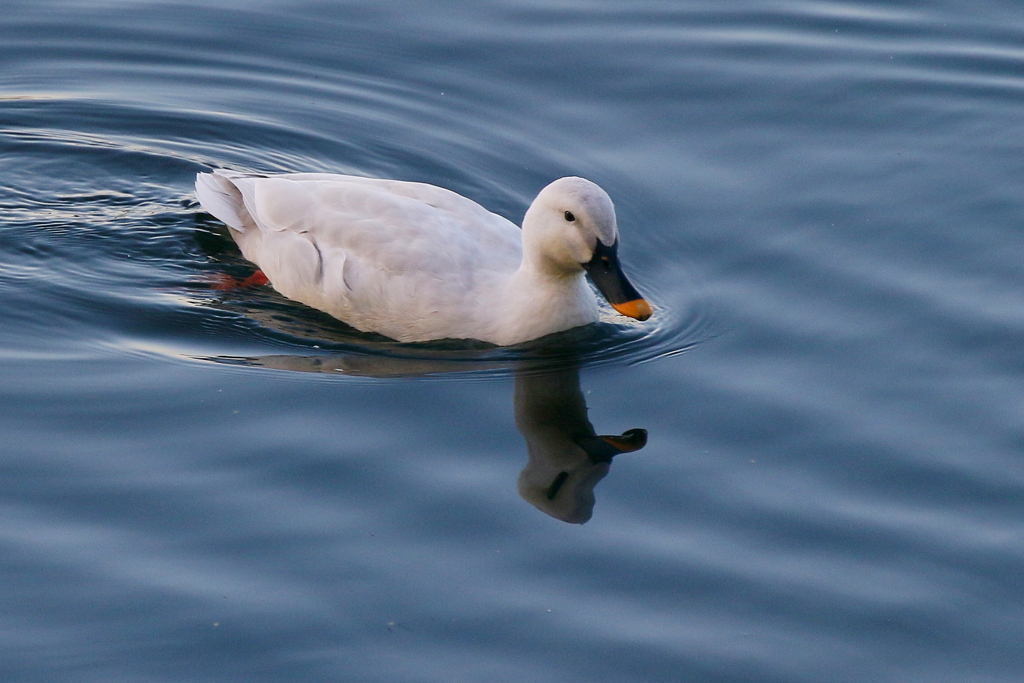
<box><xmin>2</xmin><ymin>1</ymin><xmax>1024</xmax><ymax>681</ymax></box>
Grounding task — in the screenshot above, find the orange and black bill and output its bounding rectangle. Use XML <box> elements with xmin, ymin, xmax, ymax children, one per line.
<box><xmin>575</xmin><ymin>428</ymin><xmax>649</xmax><ymax>464</ymax></box>
<box><xmin>582</xmin><ymin>239</ymin><xmax>653</xmax><ymax>320</ymax></box>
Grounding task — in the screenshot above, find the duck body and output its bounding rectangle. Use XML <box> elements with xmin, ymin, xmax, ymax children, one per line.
<box><xmin>195</xmin><ymin>170</ymin><xmax>650</xmax><ymax>345</ymax></box>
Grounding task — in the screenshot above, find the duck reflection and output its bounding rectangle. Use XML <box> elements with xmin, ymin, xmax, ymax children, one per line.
<box><xmin>204</xmin><ymin>350</ymin><xmax>646</xmax><ymax>523</ymax></box>
<box><xmin>514</xmin><ymin>366</ymin><xmax>646</xmax><ymax>523</ymax></box>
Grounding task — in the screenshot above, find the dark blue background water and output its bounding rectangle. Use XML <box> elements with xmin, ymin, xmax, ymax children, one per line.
<box><xmin>2</xmin><ymin>1</ymin><xmax>1023</xmax><ymax>681</ymax></box>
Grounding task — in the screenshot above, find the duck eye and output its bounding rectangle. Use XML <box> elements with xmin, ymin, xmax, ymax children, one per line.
<box><xmin>564</xmin><ymin>211</ymin><xmax>575</xmax><ymax>222</ymax></box>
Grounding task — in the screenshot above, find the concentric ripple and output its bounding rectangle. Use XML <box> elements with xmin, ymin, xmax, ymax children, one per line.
<box><xmin>0</xmin><ymin>95</ymin><xmax>710</xmax><ymax>380</ymax></box>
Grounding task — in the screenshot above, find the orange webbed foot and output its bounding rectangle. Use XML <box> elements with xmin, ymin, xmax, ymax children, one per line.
<box><xmin>209</xmin><ymin>270</ymin><xmax>269</xmax><ymax>290</ymax></box>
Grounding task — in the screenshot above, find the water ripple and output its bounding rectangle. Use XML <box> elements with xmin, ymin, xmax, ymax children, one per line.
<box><xmin>0</xmin><ymin>95</ymin><xmax>711</xmax><ymax>378</ymax></box>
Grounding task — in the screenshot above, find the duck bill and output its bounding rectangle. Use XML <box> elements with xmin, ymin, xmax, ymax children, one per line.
<box><xmin>600</xmin><ymin>428</ymin><xmax>648</xmax><ymax>453</ymax></box>
<box><xmin>574</xmin><ymin>428</ymin><xmax>648</xmax><ymax>464</ymax></box>
<box><xmin>582</xmin><ymin>240</ymin><xmax>653</xmax><ymax>321</ymax></box>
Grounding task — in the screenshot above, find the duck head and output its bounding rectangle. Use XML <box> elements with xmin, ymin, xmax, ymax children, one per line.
<box><xmin>522</xmin><ymin>177</ymin><xmax>652</xmax><ymax>321</ymax></box>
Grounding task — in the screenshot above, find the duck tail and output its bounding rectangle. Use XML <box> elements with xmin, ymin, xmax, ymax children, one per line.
<box><xmin>195</xmin><ymin>169</ymin><xmax>251</xmax><ymax>232</ymax></box>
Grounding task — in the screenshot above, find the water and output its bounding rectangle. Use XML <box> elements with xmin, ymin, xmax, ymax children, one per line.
<box><xmin>2</xmin><ymin>1</ymin><xmax>1023</xmax><ymax>681</ymax></box>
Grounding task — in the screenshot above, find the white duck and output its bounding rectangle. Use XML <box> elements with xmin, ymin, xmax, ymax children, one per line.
<box><xmin>194</xmin><ymin>170</ymin><xmax>652</xmax><ymax>345</ymax></box>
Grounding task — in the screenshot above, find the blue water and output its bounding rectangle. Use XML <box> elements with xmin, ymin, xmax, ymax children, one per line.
<box><xmin>3</xmin><ymin>1</ymin><xmax>1024</xmax><ymax>681</ymax></box>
